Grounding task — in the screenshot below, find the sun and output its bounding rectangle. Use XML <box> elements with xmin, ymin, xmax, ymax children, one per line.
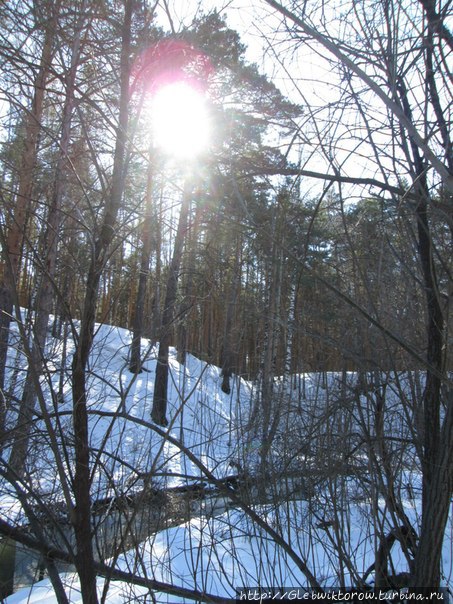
<box><xmin>151</xmin><ymin>81</ymin><xmax>210</xmax><ymax>159</ymax></box>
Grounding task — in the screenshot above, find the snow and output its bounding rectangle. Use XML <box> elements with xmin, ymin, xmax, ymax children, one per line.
<box><xmin>2</xmin><ymin>321</ymin><xmax>452</xmax><ymax>602</ymax></box>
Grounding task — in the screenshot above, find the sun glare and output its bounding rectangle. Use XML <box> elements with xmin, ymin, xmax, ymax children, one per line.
<box><xmin>151</xmin><ymin>81</ymin><xmax>210</xmax><ymax>159</ymax></box>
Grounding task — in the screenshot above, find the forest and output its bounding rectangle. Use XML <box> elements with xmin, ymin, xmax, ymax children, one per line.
<box><xmin>0</xmin><ymin>0</ymin><xmax>452</xmax><ymax>602</ymax></box>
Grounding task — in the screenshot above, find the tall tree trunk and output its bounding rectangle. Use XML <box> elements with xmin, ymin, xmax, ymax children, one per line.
<box><xmin>411</xmin><ymin>188</ymin><xmax>446</xmax><ymax>589</ymax></box>
<box><xmin>259</xmin><ymin>236</ymin><xmax>283</xmax><ymax>474</ymax></box>
<box><xmin>149</xmin><ymin>186</ymin><xmax>163</xmax><ymax>343</ymax></box>
<box><xmin>71</xmin><ymin>2</ymin><xmax>132</xmax><ymax>601</ymax></box>
<box><xmin>176</xmin><ymin>196</ymin><xmax>200</xmax><ymax>366</ymax></box>
<box><xmin>410</xmin><ymin>22</ymin><xmax>453</xmax><ymax>588</ymax></box>
<box><xmin>0</xmin><ymin>5</ymin><xmax>59</xmax><ymax>436</ymax></box>
<box><xmin>220</xmin><ymin>236</ymin><xmax>241</xmax><ymax>394</ymax></box>
<box><xmin>129</xmin><ymin>152</ymin><xmax>154</xmax><ymax>373</ymax></box>
<box><xmin>8</xmin><ymin>2</ymin><xmax>85</xmax><ymax>476</ymax></box>
<box><xmin>398</xmin><ymin>80</ymin><xmax>448</xmax><ymax>589</ymax></box>
<box><xmin>152</xmin><ymin>181</ymin><xmax>191</xmax><ymax>426</ymax></box>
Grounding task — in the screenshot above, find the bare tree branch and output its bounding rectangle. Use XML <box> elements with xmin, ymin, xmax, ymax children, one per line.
<box><xmin>264</xmin><ymin>0</ymin><xmax>453</xmax><ymax>193</ymax></box>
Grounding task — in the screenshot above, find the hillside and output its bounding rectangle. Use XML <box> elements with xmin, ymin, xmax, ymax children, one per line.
<box><xmin>1</xmin><ymin>321</ymin><xmax>452</xmax><ymax>602</ymax></box>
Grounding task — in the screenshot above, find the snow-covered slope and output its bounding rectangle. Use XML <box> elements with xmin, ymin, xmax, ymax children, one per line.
<box><xmin>2</xmin><ymin>322</ymin><xmax>452</xmax><ymax>602</ymax></box>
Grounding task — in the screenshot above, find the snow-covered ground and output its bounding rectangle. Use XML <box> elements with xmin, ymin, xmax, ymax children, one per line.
<box><xmin>1</xmin><ymin>321</ymin><xmax>452</xmax><ymax>602</ymax></box>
